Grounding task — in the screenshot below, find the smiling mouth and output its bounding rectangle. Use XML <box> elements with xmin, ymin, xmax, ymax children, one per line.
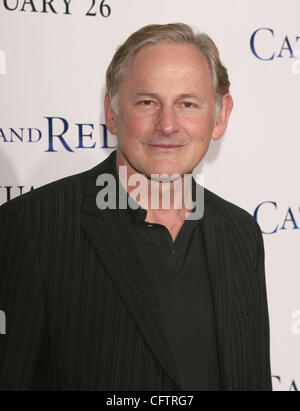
<box><xmin>147</xmin><ymin>144</ymin><xmax>184</xmax><ymax>150</ymax></box>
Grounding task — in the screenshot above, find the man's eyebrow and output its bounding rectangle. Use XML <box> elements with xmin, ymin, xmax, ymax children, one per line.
<box><xmin>132</xmin><ymin>92</ymin><xmax>203</xmax><ymax>100</ymax></box>
<box><xmin>132</xmin><ymin>92</ymin><xmax>160</xmax><ymax>99</ymax></box>
<box><xmin>178</xmin><ymin>93</ymin><xmax>199</xmax><ymax>99</ymax></box>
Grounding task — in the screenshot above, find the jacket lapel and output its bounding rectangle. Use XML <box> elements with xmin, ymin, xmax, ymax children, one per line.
<box><xmin>81</xmin><ymin>152</ymin><xmax>183</xmax><ymax>390</ymax></box>
<box><xmin>202</xmin><ymin>198</ymin><xmax>233</xmax><ymax>391</ymax></box>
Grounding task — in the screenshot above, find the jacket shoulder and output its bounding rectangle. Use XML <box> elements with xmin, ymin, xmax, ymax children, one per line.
<box><xmin>0</xmin><ymin>166</ymin><xmax>94</xmax><ymax>216</ymax></box>
<box><xmin>204</xmin><ymin>187</ymin><xmax>262</xmax><ymax>244</ymax></box>
<box><xmin>0</xmin><ymin>152</ymin><xmax>115</xmax><ymax>215</ymax></box>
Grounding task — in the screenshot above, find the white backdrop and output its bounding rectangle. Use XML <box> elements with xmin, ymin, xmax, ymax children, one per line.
<box><xmin>1</xmin><ymin>0</ymin><xmax>299</xmax><ymax>391</ymax></box>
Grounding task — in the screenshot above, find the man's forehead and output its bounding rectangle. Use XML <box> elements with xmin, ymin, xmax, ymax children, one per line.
<box><xmin>125</xmin><ymin>43</ymin><xmax>211</xmax><ymax>80</ymax></box>
<box><xmin>118</xmin><ymin>42</ymin><xmax>214</xmax><ymax>97</ymax></box>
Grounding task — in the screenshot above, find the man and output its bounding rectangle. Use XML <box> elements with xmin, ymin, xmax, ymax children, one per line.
<box><xmin>0</xmin><ymin>23</ymin><xmax>272</xmax><ymax>391</ymax></box>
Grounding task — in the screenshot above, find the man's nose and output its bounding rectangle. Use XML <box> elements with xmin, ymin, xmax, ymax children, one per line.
<box><xmin>155</xmin><ymin>106</ymin><xmax>179</xmax><ymax>136</ymax></box>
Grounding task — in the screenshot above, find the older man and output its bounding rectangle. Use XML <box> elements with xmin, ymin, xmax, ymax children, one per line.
<box><xmin>0</xmin><ymin>23</ymin><xmax>272</xmax><ymax>391</ymax></box>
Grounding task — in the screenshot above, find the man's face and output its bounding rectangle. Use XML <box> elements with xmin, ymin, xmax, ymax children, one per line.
<box><xmin>105</xmin><ymin>42</ymin><xmax>232</xmax><ymax>178</ymax></box>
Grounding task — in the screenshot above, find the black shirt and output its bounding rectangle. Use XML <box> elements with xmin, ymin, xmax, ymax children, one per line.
<box><xmin>114</xmin><ymin>165</ymin><xmax>220</xmax><ymax>391</ymax></box>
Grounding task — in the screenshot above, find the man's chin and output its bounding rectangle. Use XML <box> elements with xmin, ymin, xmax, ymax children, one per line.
<box><xmin>121</xmin><ymin>155</ymin><xmax>189</xmax><ymax>180</ymax></box>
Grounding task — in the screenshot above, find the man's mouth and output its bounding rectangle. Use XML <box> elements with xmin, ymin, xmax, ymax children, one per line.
<box><xmin>147</xmin><ymin>144</ymin><xmax>184</xmax><ymax>150</ymax></box>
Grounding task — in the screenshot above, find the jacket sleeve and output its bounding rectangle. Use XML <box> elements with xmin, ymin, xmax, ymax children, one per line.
<box><xmin>249</xmin><ymin>223</ymin><xmax>273</xmax><ymax>391</ymax></box>
<box><xmin>0</xmin><ymin>203</ymin><xmax>44</xmax><ymax>390</ymax></box>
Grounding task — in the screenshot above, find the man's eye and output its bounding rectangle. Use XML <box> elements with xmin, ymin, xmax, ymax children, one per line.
<box><xmin>181</xmin><ymin>102</ymin><xmax>195</xmax><ymax>108</ymax></box>
<box><xmin>140</xmin><ymin>100</ymin><xmax>154</xmax><ymax>106</ymax></box>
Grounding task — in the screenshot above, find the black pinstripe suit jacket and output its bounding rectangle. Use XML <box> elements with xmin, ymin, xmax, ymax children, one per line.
<box><xmin>0</xmin><ymin>150</ymin><xmax>272</xmax><ymax>391</ymax></box>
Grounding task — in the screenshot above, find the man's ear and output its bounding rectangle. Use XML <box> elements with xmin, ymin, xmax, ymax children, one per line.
<box><xmin>104</xmin><ymin>92</ymin><xmax>117</xmax><ymax>135</ymax></box>
<box><xmin>212</xmin><ymin>93</ymin><xmax>234</xmax><ymax>141</ymax></box>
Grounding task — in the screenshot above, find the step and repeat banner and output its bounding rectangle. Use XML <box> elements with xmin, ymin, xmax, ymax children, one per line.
<box><xmin>0</xmin><ymin>0</ymin><xmax>299</xmax><ymax>391</ymax></box>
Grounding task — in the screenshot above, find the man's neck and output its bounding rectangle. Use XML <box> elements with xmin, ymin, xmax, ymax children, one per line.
<box><xmin>115</xmin><ymin>151</ymin><xmax>194</xmax><ymax>223</ymax></box>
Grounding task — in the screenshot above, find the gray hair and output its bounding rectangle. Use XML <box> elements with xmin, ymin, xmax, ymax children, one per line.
<box><xmin>106</xmin><ymin>23</ymin><xmax>230</xmax><ymax>120</ymax></box>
